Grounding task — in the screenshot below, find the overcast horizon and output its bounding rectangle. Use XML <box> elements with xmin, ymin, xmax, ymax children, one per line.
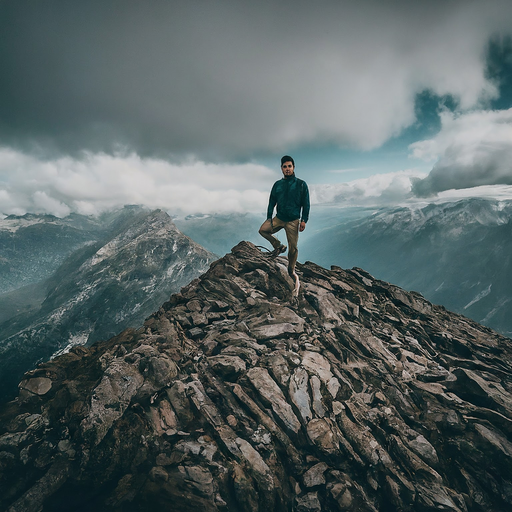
<box><xmin>1</xmin><ymin>0</ymin><xmax>512</xmax><ymax>217</ymax></box>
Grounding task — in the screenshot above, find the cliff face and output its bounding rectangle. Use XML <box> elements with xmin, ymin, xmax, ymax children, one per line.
<box><xmin>1</xmin><ymin>242</ymin><xmax>512</xmax><ymax>511</ymax></box>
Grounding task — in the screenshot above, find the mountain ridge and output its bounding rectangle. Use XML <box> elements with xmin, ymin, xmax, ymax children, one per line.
<box><xmin>301</xmin><ymin>197</ymin><xmax>512</xmax><ymax>336</ymax></box>
<box><xmin>0</xmin><ymin>209</ymin><xmax>215</xmax><ymax>403</ymax></box>
<box><xmin>1</xmin><ymin>241</ymin><xmax>512</xmax><ymax>511</ymax></box>
<box><xmin>0</xmin><ymin>206</ymin><xmax>153</xmax><ymax>295</ymax></box>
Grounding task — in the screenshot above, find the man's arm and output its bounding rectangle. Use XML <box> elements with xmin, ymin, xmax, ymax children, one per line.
<box><xmin>300</xmin><ymin>182</ymin><xmax>310</xmax><ymax>227</ymax></box>
<box><xmin>267</xmin><ymin>183</ymin><xmax>277</xmax><ymax>220</ymax></box>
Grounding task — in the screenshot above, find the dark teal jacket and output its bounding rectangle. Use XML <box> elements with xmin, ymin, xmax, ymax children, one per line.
<box><xmin>267</xmin><ymin>174</ymin><xmax>310</xmax><ymax>223</ymax></box>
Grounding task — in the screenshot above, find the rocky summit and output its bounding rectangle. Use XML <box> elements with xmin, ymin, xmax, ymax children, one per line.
<box><xmin>2</xmin><ymin>242</ymin><xmax>512</xmax><ymax>512</ymax></box>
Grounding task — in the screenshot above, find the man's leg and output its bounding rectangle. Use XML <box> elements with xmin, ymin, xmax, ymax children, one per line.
<box><xmin>284</xmin><ymin>219</ymin><xmax>300</xmax><ymax>275</ymax></box>
<box><xmin>259</xmin><ymin>217</ymin><xmax>286</xmax><ymax>250</ymax></box>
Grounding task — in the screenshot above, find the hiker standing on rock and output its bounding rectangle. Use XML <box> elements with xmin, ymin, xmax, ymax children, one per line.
<box><xmin>259</xmin><ymin>155</ymin><xmax>310</xmax><ymax>278</ymax></box>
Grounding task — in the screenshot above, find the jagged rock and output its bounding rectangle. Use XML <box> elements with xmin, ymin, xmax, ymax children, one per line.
<box><xmin>307</xmin><ymin>418</ymin><xmax>342</xmax><ymax>455</ymax></box>
<box><xmin>247</xmin><ymin>303</ymin><xmax>305</xmax><ymax>340</ymax></box>
<box><xmin>18</xmin><ymin>377</ymin><xmax>52</xmax><ymax>396</ymax></box>
<box><xmin>295</xmin><ymin>491</ymin><xmax>322</xmax><ymax>511</ymax></box>
<box><xmin>247</xmin><ymin>367</ymin><xmax>302</xmax><ymax>434</ymax></box>
<box><xmin>81</xmin><ymin>359</ymin><xmax>144</xmax><ymax>445</ymax></box>
<box><xmin>310</xmin><ymin>375</ymin><xmax>327</xmax><ymax>417</ymax></box>
<box><xmin>301</xmin><ymin>351</ymin><xmax>340</xmax><ymax>398</ymax></box>
<box><xmin>188</xmin><ymin>327</ymin><xmax>205</xmax><ymax>340</ymax></box>
<box><xmin>220</xmin><ymin>345</ymin><xmax>259</xmax><ymax>366</ymax></box>
<box><xmin>303</xmin><ymin>462</ymin><xmax>328</xmax><ymax>487</ymax></box>
<box><xmin>207</xmin><ymin>355</ymin><xmax>246</xmax><ymax>380</ymax></box>
<box><xmin>2</xmin><ymin>241</ymin><xmax>512</xmax><ymax>511</ymax></box>
<box><xmin>290</xmin><ymin>367</ymin><xmax>313</xmax><ymax>423</ymax></box>
<box><xmin>408</xmin><ymin>434</ymin><xmax>439</xmax><ymax>466</ymax></box>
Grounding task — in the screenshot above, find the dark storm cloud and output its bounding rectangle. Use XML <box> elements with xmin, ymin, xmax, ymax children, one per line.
<box><xmin>411</xmin><ymin>109</ymin><xmax>512</xmax><ymax>196</ymax></box>
<box><xmin>1</xmin><ymin>0</ymin><xmax>512</xmax><ymax>159</ymax></box>
<box><xmin>412</xmin><ymin>144</ymin><xmax>512</xmax><ymax>197</ymax></box>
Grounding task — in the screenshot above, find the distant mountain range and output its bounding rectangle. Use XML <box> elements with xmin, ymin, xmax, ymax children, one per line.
<box><xmin>174</xmin><ymin>212</ymin><xmax>263</xmax><ymax>256</ymax></box>
<box><xmin>172</xmin><ymin>207</ymin><xmax>369</xmax><ymax>258</ymax></box>
<box><xmin>0</xmin><ymin>206</ymin><xmax>148</xmax><ymax>295</ymax></box>
<box><xmin>0</xmin><ymin>208</ymin><xmax>214</xmax><ymax>401</ymax></box>
<box><xmin>301</xmin><ymin>198</ymin><xmax>512</xmax><ymax>336</ymax></box>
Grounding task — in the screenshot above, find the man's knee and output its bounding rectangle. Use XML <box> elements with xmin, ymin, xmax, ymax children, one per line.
<box><xmin>287</xmin><ymin>234</ymin><xmax>298</xmax><ymax>254</ymax></box>
<box><xmin>259</xmin><ymin>224</ymin><xmax>269</xmax><ymax>236</ymax></box>
<box><xmin>259</xmin><ymin>219</ymin><xmax>273</xmax><ymax>236</ymax></box>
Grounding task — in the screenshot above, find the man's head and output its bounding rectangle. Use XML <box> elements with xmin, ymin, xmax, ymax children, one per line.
<box><xmin>281</xmin><ymin>155</ymin><xmax>295</xmax><ymax>177</ymax></box>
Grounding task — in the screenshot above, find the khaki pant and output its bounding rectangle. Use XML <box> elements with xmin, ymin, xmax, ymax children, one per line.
<box><xmin>259</xmin><ymin>217</ymin><xmax>300</xmax><ymax>272</ymax></box>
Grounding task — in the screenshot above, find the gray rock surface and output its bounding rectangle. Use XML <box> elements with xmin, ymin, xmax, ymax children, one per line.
<box><xmin>1</xmin><ymin>241</ymin><xmax>512</xmax><ymax>511</ymax></box>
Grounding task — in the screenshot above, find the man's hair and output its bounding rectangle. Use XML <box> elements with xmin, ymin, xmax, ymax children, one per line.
<box><xmin>281</xmin><ymin>155</ymin><xmax>295</xmax><ymax>167</ymax></box>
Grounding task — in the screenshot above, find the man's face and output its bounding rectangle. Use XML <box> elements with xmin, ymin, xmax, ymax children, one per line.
<box><xmin>281</xmin><ymin>161</ymin><xmax>295</xmax><ymax>177</ymax></box>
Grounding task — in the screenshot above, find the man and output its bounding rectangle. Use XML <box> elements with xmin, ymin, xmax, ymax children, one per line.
<box><xmin>259</xmin><ymin>155</ymin><xmax>310</xmax><ymax>277</ymax></box>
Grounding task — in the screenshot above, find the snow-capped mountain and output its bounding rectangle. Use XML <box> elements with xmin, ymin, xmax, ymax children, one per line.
<box><xmin>301</xmin><ymin>198</ymin><xmax>512</xmax><ymax>336</ymax></box>
<box><xmin>0</xmin><ymin>209</ymin><xmax>215</xmax><ymax>401</ymax></box>
<box><xmin>0</xmin><ymin>206</ymin><xmax>153</xmax><ymax>295</ymax></box>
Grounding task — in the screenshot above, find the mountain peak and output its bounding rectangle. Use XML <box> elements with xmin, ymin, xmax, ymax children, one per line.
<box><xmin>1</xmin><ymin>242</ymin><xmax>512</xmax><ymax>511</ymax></box>
<box><xmin>0</xmin><ymin>209</ymin><xmax>214</xmax><ymax>403</ymax></box>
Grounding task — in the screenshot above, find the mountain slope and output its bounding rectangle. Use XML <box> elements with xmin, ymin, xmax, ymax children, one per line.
<box><xmin>174</xmin><ymin>212</ymin><xmax>263</xmax><ymax>257</ymax></box>
<box><xmin>1</xmin><ymin>242</ymin><xmax>512</xmax><ymax>511</ymax></box>
<box><xmin>0</xmin><ymin>210</ymin><xmax>215</xmax><ymax>402</ymax></box>
<box><xmin>0</xmin><ymin>207</ymin><xmax>150</xmax><ymax>295</ymax></box>
<box><xmin>301</xmin><ymin>198</ymin><xmax>512</xmax><ymax>336</ymax></box>
<box><xmin>0</xmin><ymin>213</ymin><xmax>102</xmax><ymax>294</ymax></box>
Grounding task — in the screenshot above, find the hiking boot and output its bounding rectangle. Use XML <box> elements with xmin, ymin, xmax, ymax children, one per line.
<box><xmin>270</xmin><ymin>244</ymin><xmax>287</xmax><ymax>257</ymax></box>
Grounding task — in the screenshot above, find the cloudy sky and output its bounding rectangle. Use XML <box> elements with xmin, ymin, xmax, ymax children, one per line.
<box><xmin>1</xmin><ymin>0</ymin><xmax>512</xmax><ymax>216</ymax></box>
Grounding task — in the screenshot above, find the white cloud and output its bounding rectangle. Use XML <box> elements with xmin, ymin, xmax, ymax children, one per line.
<box><xmin>311</xmin><ymin>170</ymin><xmax>426</xmax><ymax>206</ymax></box>
<box><xmin>4</xmin><ymin>138</ymin><xmax>512</xmax><ymax>217</ymax></box>
<box><xmin>313</xmin><ymin>169</ymin><xmax>512</xmax><ymax>208</ymax></box>
<box><xmin>0</xmin><ymin>148</ymin><xmax>274</xmax><ymax>216</ymax></box>
<box><xmin>32</xmin><ymin>191</ymin><xmax>71</xmax><ymax>217</ymax></box>
<box><xmin>328</xmin><ymin>167</ymin><xmax>372</xmax><ymax>175</ymax></box>
<box><xmin>436</xmin><ymin>184</ymin><xmax>512</xmax><ymax>201</ymax></box>
<box><xmin>0</xmin><ymin>145</ymin><xmax>431</xmax><ymax>215</ymax></box>
<box><xmin>410</xmin><ymin>108</ymin><xmax>512</xmax><ymax>196</ymax></box>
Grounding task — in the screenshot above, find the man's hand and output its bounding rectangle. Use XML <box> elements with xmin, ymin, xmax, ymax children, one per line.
<box><xmin>299</xmin><ymin>221</ymin><xmax>306</xmax><ymax>232</ymax></box>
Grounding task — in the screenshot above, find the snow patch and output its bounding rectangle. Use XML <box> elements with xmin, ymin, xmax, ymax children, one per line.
<box><xmin>0</xmin><ymin>216</ymin><xmax>51</xmax><ymax>233</ymax></box>
<box><xmin>464</xmin><ymin>284</ymin><xmax>492</xmax><ymax>310</ymax></box>
<box><xmin>47</xmin><ymin>282</ymin><xmax>97</xmax><ymax>322</ymax></box>
<box><xmin>166</xmin><ymin>260</ymin><xmax>187</xmax><ymax>278</ymax></box>
<box><xmin>51</xmin><ymin>330</ymin><xmax>92</xmax><ymax>359</ymax></box>
<box><xmin>481</xmin><ymin>297</ymin><xmax>512</xmax><ymax>323</ymax></box>
<box><xmin>115</xmin><ymin>303</ymin><xmax>142</xmax><ymax>323</ymax></box>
